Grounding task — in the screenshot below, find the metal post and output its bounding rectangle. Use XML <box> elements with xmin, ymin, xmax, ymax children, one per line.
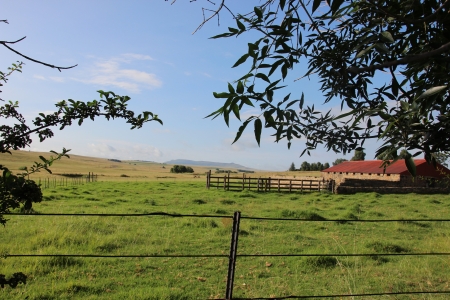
<box><xmin>225</xmin><ymin>211</ymin><xmax>241</xmax><ymax>300</ymax></box>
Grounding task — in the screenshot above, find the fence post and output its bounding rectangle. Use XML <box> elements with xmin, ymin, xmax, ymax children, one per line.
<box><xmin>225</xmin><ymin>211</ymin><xmax>241</xmax><ymax>300</ymax></box>
<box><xmin>206</xmin><ymin>170</ymin><xmax>211</xmax><ymax>189</ymax></box>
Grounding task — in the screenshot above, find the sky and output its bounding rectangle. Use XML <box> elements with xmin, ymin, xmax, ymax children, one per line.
<box><xmin>1</xmin><ymin>0</ymin><xmax>381</xmax><ymax>171</ymax></box>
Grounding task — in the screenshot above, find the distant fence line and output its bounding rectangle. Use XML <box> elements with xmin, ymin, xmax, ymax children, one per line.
<box><xmin>4</xmin><ymin>211</ymin><xmax>450</xmax><ymax>299</ymax></box>
<box><xmin>206</xmin><ymin>170</ymin><xmax>331</xmax><ymax>192</ymax></box>
<box><xmin>38</xmin><ymin>172</ymin><xmax>98</xmax><ymax>189</ymax></box>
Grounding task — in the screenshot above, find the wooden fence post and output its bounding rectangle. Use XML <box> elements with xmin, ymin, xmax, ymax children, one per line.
<box><xmin>206</xmin><ymin>170</ymin><xmax>211</xmax><ymax>189</ymax></box>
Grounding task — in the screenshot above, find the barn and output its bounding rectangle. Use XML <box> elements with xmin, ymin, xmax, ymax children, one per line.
<box><xmin>321</xmin><ymin>159</ymin><xmax>450</xmax><ymax>194</ymax></box>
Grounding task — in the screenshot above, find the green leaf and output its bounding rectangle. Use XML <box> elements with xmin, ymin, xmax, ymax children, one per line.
<box><xmin>255</xmin><ymin>73</ymin><xmax>270</xmax><ymax>83</ymax></box>
<box><xmin>228</xmin><ymin>83</ymin><xmax>235</xmax><ymax>94</ymax></box>
<box><xmin>356</xmin><ymin>45</ymin><xmax>375</xmax><ymax>58</ymax></box>
<box><xmin>236</xmin><ymin>19</ymin><xmax>246</xmax><ymax>31</ymax></box>
<box><xmin>254</xmin><ymin>118</ymin><xmax>262</xmax><ymax>146</ymax></box>
<box><xmin>330</xmin><ymin>0</ymin><xmax>345</xmax><ymax>13</ymax></box>
<box><xmin>210</xmin><ymin>32</ymin><xmax>234</xmax><ymax>39</ymax></box>
<box><xmin>233</xmin><ymin>119</ymin><xmax>252</xmax><ymax>144</ymax></box>
<box><xmin>232</xmin><ymin>103</ymin><xmax>240</xmax><ymax>120</ymax></box>
<box><xmin>232</xmin><ymin>54</ymin><xmax>250</xmax><ymax>68</ymax></box>
<box><xmin>374</xmin><ymin>43</ymin><xmax>389</xmax><ymax>53</ymax></box>
<box><xmin>236</xmin><ymin>81</ymin><xmax>244</xmax><ymax>94</ymax></box>
<box><xmin>254</xmin><ymin>6</ymin><xmax>263</xmax><ymax>19</ymax></box>
<box><xmin>312</xmin><ymin>0</ymin><xmax>322</xmax><ymax>13</ymax></box>
<box><xmin>417</xmin><ymin>86</ymin><xmax>447</xmax><ymax>100</ymax></box>
<box><xmin>39</xmin><ymin>156</ymin><xmax>48</xmax><ymax>164</ymax></box>
<box><xmin>281</xmin><ymin>63</ymin><xmax>288</xmax><ymax>79</ymax></box>
<box><xmin>213</xmin><ymin>92</ymin><xmax>230</xmax><ymax>99</ymax></box>
<box><xmin>380</xmin><ymin>31</ymin><xmax>394</xmax><ymax>43</ymax></box>
<box><xmin>405</xmin><ymin>156</ymin><xmax>416</xmax><ymax>177</ymax></box>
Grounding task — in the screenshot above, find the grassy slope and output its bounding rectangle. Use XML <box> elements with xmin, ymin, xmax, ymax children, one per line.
<box><xmin>1</xmin><ymin>180</ymin><xmax>450</xmax><ymax>299</ymax></box>
<box><xmin>0</xmin><ymin>150</ymin><xmax>321</xmax><ymax>181</ymax></box>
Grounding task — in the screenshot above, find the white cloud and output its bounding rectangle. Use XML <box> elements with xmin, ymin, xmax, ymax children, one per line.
<box><xmin>33</xmin><ymin>75</ymin><xmax>46</xmax><ymax>80</ymax></box>
<box><xmin>73</xmin><ymin>54</ymin><xmax>162</xmax><ymax>93</ymax></box>
<box><xmin>222</xmin><ymin>136</ymin><xmax>258</xmax><ymax>152</ymax></box>
<box><xmin>49</xmin><ymin>76</ymin><xmax>65</xmax><ymax>83</ymax></box>
<box><xmin>86</xmin><ymin>141</ymin><xmax>162</xmax><ymax>160</ymax></box>
<box><xmin>121</xmin><ymin>53</ymin><xmax>154</xmax><ymax>61</ymax></box>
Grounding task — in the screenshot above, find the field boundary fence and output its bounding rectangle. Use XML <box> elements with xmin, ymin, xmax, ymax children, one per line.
<box><xmin>206</xmin><ymin>170</ymin><xmax>331</xmax><ymax>193</ymax></box>
<box><xmin>3</xmin><ymin>211</ymin><xmax>450</xmax><ymax>299</ymax></box>
<box><xmin>38</xmin><ymin>172</ymin><xmax>98</xmax><ymax>189</ymax></box>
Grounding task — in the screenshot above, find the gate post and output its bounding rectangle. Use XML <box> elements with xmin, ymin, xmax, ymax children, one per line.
<box><xmin>225</xmin><ymin>211</ymin><xmax>241</xmax><ymax>300</ymax></box>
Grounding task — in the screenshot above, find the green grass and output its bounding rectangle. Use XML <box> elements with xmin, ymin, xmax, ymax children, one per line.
<box><xmin>1</xmin><ymin>181</ymin><xmax>450</xmax><ymax>299</ymax></box>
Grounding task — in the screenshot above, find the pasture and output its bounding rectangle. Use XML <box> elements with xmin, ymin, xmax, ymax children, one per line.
<box><xmin>1</xmin><ymin>179</ymin><xmax>450</xmax><ymax>299</ymax></box>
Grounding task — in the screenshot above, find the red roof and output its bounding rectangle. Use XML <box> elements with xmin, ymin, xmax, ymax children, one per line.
<box><xmin>322</xmin><ymin>159</ymin><xmax>450</xmax><ymax>178</ymax></box>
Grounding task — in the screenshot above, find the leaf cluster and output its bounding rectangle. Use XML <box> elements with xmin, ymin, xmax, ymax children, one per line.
<box><xmin>0</xmin><ymin>90</ymin><xmax>162</xmax><ymax>154</ymax></box>
<box><xmin>207</xmin><ymin>0</ymin><xmax>450</xmax><ymax>176</ymax></box>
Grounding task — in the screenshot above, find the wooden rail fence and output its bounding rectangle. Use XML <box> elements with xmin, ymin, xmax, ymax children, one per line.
<box><xmin>206</xmin><ymin>170</ymin><xmax>331</xmax><ymax>192</ymax></box>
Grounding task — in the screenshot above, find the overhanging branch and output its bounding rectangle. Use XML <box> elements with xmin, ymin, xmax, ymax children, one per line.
<box><xmin>347</xmin><ymin>41</ymin><xmax>450</xmax><ymax>75</ymax></box>
<box><xmin>1</xmin><ymin>42</ymin><xmax>77</xmax><ymax>71</ymax></box>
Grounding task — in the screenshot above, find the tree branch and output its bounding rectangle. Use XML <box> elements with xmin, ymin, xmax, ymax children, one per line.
<box><xmin>1</xmin><ymin>42</ymin><xmax>77</xmax><ymax>71</ymax></box>
<box><xmin>347</xmin><ymin>41</ymin><xmax>450</xmax><ymax>75</ymax></box>
<box><xmin>366</xmin><ymin>0</ymin><xmax>450</xmax><ymax>24</ymax></box>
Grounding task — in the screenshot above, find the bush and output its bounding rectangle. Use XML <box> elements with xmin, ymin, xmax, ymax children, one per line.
<box><xmin>170</xmin><ymin>165</ymin><xmax>194</xmax><ymax>173</ymax></box>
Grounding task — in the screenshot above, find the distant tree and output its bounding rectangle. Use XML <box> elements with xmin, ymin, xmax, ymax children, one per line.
<box><xmin>316</xmin><ymin>162</ymin><xmax>323</xmax><ymax>171</ymax></box>
<box><xmin>300</xmin><ymin>161</ymin><xmax>310</xmax><ymax>171</ymax></box>
<box><xmin>376</xmin><ymin>149</ymin><xmax>409</xmax><ymax>160</ymax></box>
<box><xmin>323</xmin><ymin>162</ymin><xmax>330</xmax><ymax>170</ymax></box>
<box><xmin>288</xmin><ymin>162</ymin><xmax>296</xmax><ymax>171</ymax></box>
<box><xmin>170</xmin><ymin>165</ymin><xmax>194</xmax><ymax>173</ymax></box>
<box><xmin>351</xmin><ymin>150</ymin><xmax>366</xmax><ymax>161</ymax></box>
<box><xmin>333</xmin><ymin>158</ymin><xmax>348</xmax><ymax>166</ymax></box>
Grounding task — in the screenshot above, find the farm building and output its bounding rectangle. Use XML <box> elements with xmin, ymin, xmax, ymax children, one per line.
<box><xmin>321</xmin><ymin>159</ymin><xmax>450</xmax><ymax>194</ymax></box>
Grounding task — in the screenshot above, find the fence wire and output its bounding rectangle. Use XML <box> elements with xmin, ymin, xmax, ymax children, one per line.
<box><xmin>4</xmin><ymin>211</ymin><xmax>450</xmax><ymax>299</ymax></box>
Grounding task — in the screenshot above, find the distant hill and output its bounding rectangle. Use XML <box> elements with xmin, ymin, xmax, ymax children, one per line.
<box><xmin>163</xmin><ymin>159</ymin><xmax>253</xmax><ymax>170</ymax></box>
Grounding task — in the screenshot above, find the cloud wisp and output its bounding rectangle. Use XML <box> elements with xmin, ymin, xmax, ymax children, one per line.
<box><xmin>74</xmin><ymin>53</ymin><xmax>162</xmax><ymax>93</ymax></box>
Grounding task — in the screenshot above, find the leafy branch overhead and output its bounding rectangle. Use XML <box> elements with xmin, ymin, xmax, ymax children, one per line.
<box><xmin>0</xmin><ymin>90</ymin><xmax>162</xmax><ymax>154</ymax></box>
<box><xmin>204</xmin><ymin>0</ymin><xmax>450</xmax><ymax>176</ymax></box>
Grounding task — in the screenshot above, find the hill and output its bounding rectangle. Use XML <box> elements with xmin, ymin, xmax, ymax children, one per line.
<box><xmin>163</xmin><ymin>159</ymin><xmax>252</xmax><ymax>170</ymax></box>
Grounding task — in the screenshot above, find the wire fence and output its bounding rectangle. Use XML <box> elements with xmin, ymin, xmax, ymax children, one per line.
<box><xmin>3</xmin><ymin>211</ymin><xmax>450</xmax><ymax>299</ymax></box>
<box><xmin>38</xmin><ymin>172</ymin><xmax>98</xmax><ymax>189</ymax></box>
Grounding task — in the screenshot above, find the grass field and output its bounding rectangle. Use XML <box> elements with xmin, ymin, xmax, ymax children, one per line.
<box><xmin>1</xmin><ymin>178</ymin><xmax>450</xmax><ymax>299</ymax></box>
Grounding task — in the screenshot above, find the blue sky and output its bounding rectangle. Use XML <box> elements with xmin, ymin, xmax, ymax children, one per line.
<box><xmin>1</xmin><ymin>1</ymin><xmax>381</xmax><ymax>170</ymax></box>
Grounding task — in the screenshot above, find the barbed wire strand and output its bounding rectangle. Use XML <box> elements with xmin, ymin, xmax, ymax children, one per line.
<box><xmin>209</xmin><ymin>290</ymin><xmax>450</xmax><ymax>300</ymax></box>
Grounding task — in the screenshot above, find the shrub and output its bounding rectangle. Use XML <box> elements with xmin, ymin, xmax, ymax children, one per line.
<box><xmin>170</xmin><ymin>165</ymin><xmax>194</xmax><ymax>173</ymax></box>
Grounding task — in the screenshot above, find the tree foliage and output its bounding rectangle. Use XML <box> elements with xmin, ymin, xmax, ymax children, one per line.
<box><xmin>333</xmin><ymin>158</ymin><xmax>348</xmax><ymax>166</ymax></box>
<box><xmin>351</xmin><ymin>149</ymin><xmax>366</xmax><ymax>161</ymax></box>
<box><xmin>203</xmin><ymin>0</ymin><xmax>450</xmax><ymax>176</ymax></box>
<box><xmin>288</xmin><ymin>162</ymin><xmax>296</xmax><ymax>171</ymax></box>
<box><xmin>170</xmin><ymin>165</ymin><xmax>195</xmax><ymax>173</ymax></box>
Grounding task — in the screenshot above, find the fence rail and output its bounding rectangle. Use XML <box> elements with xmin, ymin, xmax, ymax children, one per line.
<box><xmin>206</xmin><ymin>170</ymin><xmax>331</xmax><ymax>192</ymax></box>
<box><xmin>4</xmin><ymin>211</ymin><xmax>450</xmax><ymax>299</ymax></box>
